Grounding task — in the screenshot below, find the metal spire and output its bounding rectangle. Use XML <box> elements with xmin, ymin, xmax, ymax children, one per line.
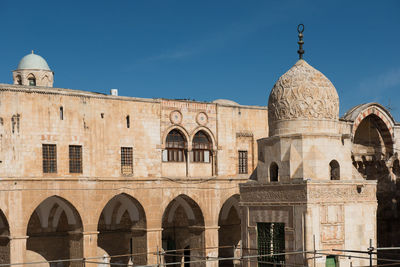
<box><xmin>297</xmin><ymin>24</ymin><xmax>304</xmax><ymax>59</ymax></box>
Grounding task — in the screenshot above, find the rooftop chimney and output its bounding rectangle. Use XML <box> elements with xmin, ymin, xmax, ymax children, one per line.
<box><xmin>110</xmin><ymin>89</ymin><xmax>118</xmax><ymax>96</ymax></box>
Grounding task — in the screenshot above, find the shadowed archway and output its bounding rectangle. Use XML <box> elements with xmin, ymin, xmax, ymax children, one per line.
<box><xmin>218</xmin><ymin>195</ymin><xmax>241</xmax><ymax>267</ymax></box>
<box><xmin>0</xmin><ymin>210</ymin><xmax>10</xmax><ymax>264</ymax></box>
<box><xmin>352</xmin><ymin>113</ymin><xmax>397</xmax><ymax>261</ymax></box>
<box><xmin>97</xmin><ymin>193</ymin><xmax>147</xmax><ymax>266</ymax></box>
<box><xmin>162</xmin><ymin>195</ymin><xmax>205</xmax><ymax>267</ymax></box>
<box><xmin>26</xmin><ymin>196</ymin><xmax>83</xmax><ymax>267</ymax></box>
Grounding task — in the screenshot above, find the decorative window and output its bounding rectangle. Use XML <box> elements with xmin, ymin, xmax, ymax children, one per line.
<box><xmin>165</xmin><ymin>129</ymin><xmax>186</xmax><ymax>162</ymax></box>
<box><xmin>42</xmin><ymin>144</ymin><xmax>57</xmax><ymax>173</ymax></box>
<box><xmin>329</xmin><ymin>160</ymin><xmax>340</xmax><ymax>180</ymax></box>
<box><xmin>69</xmin><ymin>145</ymin><xmax>82</xmax><ymax>173</ymax></box>
<box><xmin>28</xmin><ymin>75</ymin><xmax>36</xmax><ymax>86</ymax></box>
<box><xmin>192</xmin><ymin>131</ymin><xmax>211</xmax><ymax>163</ymax></box>
<box><xmin>270</xmin><ymin>162</ymin><xmax>279</xmax><ymax>182</ymax></box>
<box><xmin>257</xmin><ymin>222</ymin><xmax>285</xmax><ymax>267</ymax></box>
<box><xmin>121</xmin><ymin>147</ymin><xmax>133</xmax><ymax>175</ymax></box>
<box><xmin>238</xmin><ymin>151</ymin><xmax>248</xmax><ymax>174</ymax></box>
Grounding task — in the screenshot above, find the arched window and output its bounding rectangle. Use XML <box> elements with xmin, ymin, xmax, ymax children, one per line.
<box><xmin>16</xmin><ymin>75</ymin><xmax>22</xmax><ymax>85</ymax></box>
<box><xmin>28</xmin><ymin>75</ymin><xmax>36</xmax><ymax>86</ymax></box>
<box><xmin>166</xmin><ymin>129</ymin><xmax>186</xmax><ymax>162</ymax></box>
<box><xmin>192</xmin><ymin>131</ymin><xmax>212</xmax><ymax>163</ymax></box>
<box><xmin>270</xmin><ymin>162</ymin><xmax>279</xmax><ymax>182</ymax></box>
<box><xmin>330</xmin><ymin>160</ymin><xmax>340</xmax><ymax>180</ymax></box>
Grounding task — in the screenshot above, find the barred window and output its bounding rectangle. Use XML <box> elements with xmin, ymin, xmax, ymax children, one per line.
<box><xmin>166</xmin><ymin>129</ymin><xmax>186</xmax><ymax>162</ymax></box>
<box><xmin>192</xmin><ymin>131</ymin><xmax>211</xmax><ymax>163</ymax></box>
<box><xmin>42</xmin><ymin>144</ymin><xmax>57</xmax><ymax>173</ymax></box>
<box><xmin>121</xmin><ymin>147</ymin><xmax>133</xmax><ymax>175</ymax></box>
<box><xmin>69</xmin><ymin>145</ymin><xmax>82</xmax><ymax>173</ymax></box>
<box><xmin>238</xmin><ymin>150</ymin><xmax>248</xmax><ymax>174</ymax></box>
<box><xmin>257</xmin><ymin>223</ymin><xmax>285</xmax><ymax>267</ymax></box>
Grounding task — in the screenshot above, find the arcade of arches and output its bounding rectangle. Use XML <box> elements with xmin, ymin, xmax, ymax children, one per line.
<box><xmin>0</xmin><ymin>192</ymin><xmax>241</xmax><ymax>267</ymax></box>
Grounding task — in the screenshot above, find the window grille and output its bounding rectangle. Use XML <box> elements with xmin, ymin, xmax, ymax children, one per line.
<box><xmin>192</xmin><ymin>131</ymin><xmax>211</xmax><ymax>163</ymax></box>
<box><xmin>121</xmin><ymin>147</ymin><xmax>133</xmax><ymax>175</ymax></box>
<box><xmin>257</xmin><ymin>223</ymin><xmax>285</xmax><ymax>267</ymax></box>
<box><xmin>42</xmin><ymin>144</ymin><xmax>57</xmax><ymax>173</ymax></box>
<box><xmin>166</xmin><ymin>130</ymin><xmax>186</xmax><ymax>162</ymax></box>
<box><xmin>69</xmin><ymin>145</ymin><xmax>82</xmax><ymax>173</ymax></box>
<box><xmin>238</xmin><ymin>151</ymin><xmax>248</xmax><ymax>174</ymax></box>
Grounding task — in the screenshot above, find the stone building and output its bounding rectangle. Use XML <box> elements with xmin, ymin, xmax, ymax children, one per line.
<box><xmin>240</xmin><ymin>53</ymin><xmax>400</xmax><ymax>267</ymax></box>
<box><xmin>0</xmin><ymin>41</ymin><xmax>399</xmax><ymax>267</ymax></box>
<box><xmin>0</xmin><ymin>52</ymin><xmax>268</xmax><ymax>266</ymax></box>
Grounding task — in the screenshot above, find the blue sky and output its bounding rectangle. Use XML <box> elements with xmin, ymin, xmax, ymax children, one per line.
<box><xmin>0</xmin><ymin>1</ymin><xmax>399</xmax><ymax>119</ymax></box>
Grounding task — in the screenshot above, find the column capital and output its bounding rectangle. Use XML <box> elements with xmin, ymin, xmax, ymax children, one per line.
<box><xmin>9</xmin><ymin>235</ymin><xmax>28</xmax><ymax>240</ymax></box>
<box><xmin>147</xmin><ymin>228</ymin><xmax>163</xmax><ymax>232</ymax></box>
<box><xmin>82</xmin><ymin>231</ymin><xmax>99</xmax><ymax>235</ymax></box>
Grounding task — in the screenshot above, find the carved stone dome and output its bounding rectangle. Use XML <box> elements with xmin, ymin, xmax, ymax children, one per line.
<box><xmin>268</xmin><ymin>59</ymin><xmax>339</xmax><ymax>135</ymax></box>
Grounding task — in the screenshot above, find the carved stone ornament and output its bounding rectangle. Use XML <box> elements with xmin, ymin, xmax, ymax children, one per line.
<box><xmin>170</xmin><ymin>110</ymin><xmax>183</xmax><ymax>124</ymax></box>
<box><xmin>196</xmin><ymin>112</ymin><xmax>208</xmax><ymax>126</ymax></box>
<box><xmin>268</xmin><ymin>60</ymin><xmax>339</xmax><ymax>123</ymax></box>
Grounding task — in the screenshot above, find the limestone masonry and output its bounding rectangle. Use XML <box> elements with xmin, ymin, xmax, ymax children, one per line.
<box><xmin>0</xmin><ymin>50</ymin><xmax>398</xmax><ymax>267</ymax></box>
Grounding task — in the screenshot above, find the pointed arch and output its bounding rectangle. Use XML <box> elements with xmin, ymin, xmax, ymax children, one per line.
<box><xmin>98</xmin><ymin>193</ymin><xmax>146</xmax><ymax>227</ymax></box>
<box><xmin>162</xmin><ymin>194</ymin><xmax>205</xmax><ymax>267</ymax></box>
<box><xmin>97</xmin><ymin>193</ymin><xmax>147</xmax><ymax>266</ymax></box>
<box><xmin>162</xmin><ymin>194</ymin><xmax>204</xmax><ymax>225</ymax></box>
<box><xmin>344</xmin><ymin>103</ymin><xmax>395</xmax><ymax>140</ymax></box>
<box><xmin>190</xmin><ymin>126</ymin><xmax>217</xmax><ymax>150</ymax></box>
<box><xmin>26</xmin><ymin>195</ymin><xmax>83</xmax><ymax>264</ymax></box>
<box><xmin>218</xmin><ymin>195</ymin><xmax>241</xmax><ymax>267</ymax></box>
<box><xmin>27</xmin><ymin>73</ymin><xmax>36</xmax><ymax>86</ymax></box>
<box><xmin>27</xmin><ymin>195</ymin><xmax>82</xmax><ymax>232</ymax></box>
<box><xmin>162</xmin><ymin>125</ymin><xmax>190</xmax><ymax>149</ymax></box>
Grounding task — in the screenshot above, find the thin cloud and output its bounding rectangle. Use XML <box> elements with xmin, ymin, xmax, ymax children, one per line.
<box><xmin>359</xmin><ymin>67</ymin><xmax>400</xmax><ymax>92</ymax></box>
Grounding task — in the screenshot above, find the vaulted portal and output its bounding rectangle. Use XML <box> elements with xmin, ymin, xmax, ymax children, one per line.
<box><xmin>352</xmin><ymin>112</ymin><xmax>397</xmax><ymax>259</ymax></box>
<box><xmin>26</xmin><ymin>196</ymin><xmax>83</xmax><ymax>267</ymax></box>
<box><xmin>0</xmin><ymin>210</ymin><xmax>10</xmax><ymax>265</ymax></box>
<box><xmin>218</xmin><ymin>195</ymin><xmax>241</xmax><ymax>267</ymax></box>
<box><xmin>97</xmin><ymin>193</ymin><xmax>147</xmax><ymax>266</ymax></box>
<box><xmin>162</xmin><ymin>195</ymin><xmax>205</xmax><ymax>267</ymax></box>
<box><xmin>352</xmin><ymin>114</ymin><xmax>393</xmax><ymax>179</ymax></box>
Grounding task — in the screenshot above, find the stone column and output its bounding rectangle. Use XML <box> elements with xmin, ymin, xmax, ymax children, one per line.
<box><xmin>68</xmin><ymin>231</ymin><xmax>84</xmax><ymax>267</ymax></box>
<box><xmin>82</xmin><ymin>231</ymin><xmax>99</xmax><ymax>267</ymax></box>
<box><xmin>9</xmin><ymin>235</ymin><xmax>27</xmax><ymax>265</ymax></box>
<box><xmin>204</xmin><ymin>226</ymin><xmax>219</xmax><ymax>267</ymax></box>
<box><xmin>147</xmin><ymin>228</ymin><xmax>163</xmax><ymax>266</ymax></box>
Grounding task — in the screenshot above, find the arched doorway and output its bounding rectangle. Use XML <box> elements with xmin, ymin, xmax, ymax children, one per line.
<box><xmin>218</xmin><ymin>195</ymin><xmax>241</xmax><ymax>267</ymax></box>
<box><xmin>352</xmin><ymin>113</ymin><xmax>396</xmax><ymax>259</ymax></box>
<box><xmin>97</xmin><ymin>193</ymin><xmax>147</xmax><ymax>266</ymax></box>
<box><xmin>26</xmin><ymin>196</ymin><xmax>83</xmax><ymax>267</ymax></box>
<box><xmin>0</xmin><ymin>210</ymin><xmax>10</xmax><ymax>264</ymax></box>
<box><xmin>162</xmin><ymin>195</ymin><xmax>205</xmax><ymax>267</ymax></box>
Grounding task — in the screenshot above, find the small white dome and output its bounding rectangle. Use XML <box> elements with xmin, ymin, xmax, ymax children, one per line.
<box><xmin>17</xmin><ymin>52</ymin><xmax>51</xmax><ymax>71</ymax></box>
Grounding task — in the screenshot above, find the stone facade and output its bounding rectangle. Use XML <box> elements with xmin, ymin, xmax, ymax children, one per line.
<box><xmin>240</xmin><ymin>58</ymin><xmax>400</xmax><ymax>267</ymax></box>
<box><xmin>0</xmin><ymin>78</ymin><xmax>267</xmax><ymax>266</ymax></box>
<box><xmin>1</xmin><ymin>50</ymin><xmax>400</xmax><ymax>267</ymax></box>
